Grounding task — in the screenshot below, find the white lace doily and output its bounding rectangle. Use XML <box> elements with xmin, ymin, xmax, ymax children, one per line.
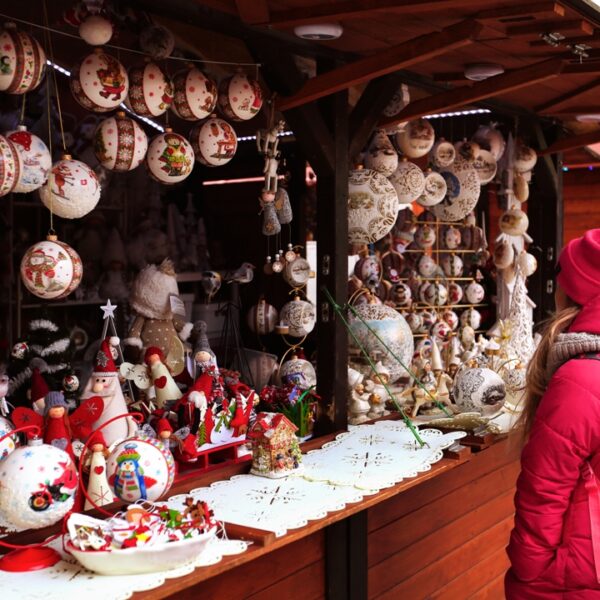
<box><xmin>0</xmin><ymin>536</ymin><xmax>248</xmax><ymax>600</ymax></box>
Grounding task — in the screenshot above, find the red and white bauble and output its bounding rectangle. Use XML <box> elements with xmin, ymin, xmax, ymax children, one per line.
<box><xmin>0</xmin><ymin>24</ymin><xmax>46</xmax><ymax>94</ymax></box>
<box><xmin>0</xmin><ymin>417</ymin><xmax>18</xmax><ymax>461</ymax></box>
<box><xmin>217</xmin><ymin>73</ymin><xmax>263</xmax><ymax>121</ymax></box>
<box><xmin>247</xmin><ymin>298</ymin><xmax>279</xmax><ymax>335</ymax></box>
<box><xmin>190</xmin><ymin>116</ymin><xmax>238</xmax><ymax>166</ymax></box>
<box><xmin>70</xmin><ymin>49</ymin><xmax>129</xmax><ymax>112</ymax></box>
<box><xmin>443</xmin><ymin>226</ymin><xmax>462</xmax><ymax>250</ymax></box>
<box><xmin>20</xmin><ymin>235</ymin><xmax>83</xmax><ymax>299</ymax></box>
<box><xmin>406</xmin><ymin>311</ymin><xmax>423</xmax><ymax>333</ymax></box>
<box><xmin>448</xmin><ymin>282</ymin><xmax>464</xmax><ymax>304</ymax></box>
<box><xmin>126</xmin><ymin>62</ymin><xmax>173</xmax><ymax>117</ymax></box>
<box><xmin>391</xmin><ymin>282</ymin><xmax>412</xmax><ymax>307</ymax></box>
<box><xmin>6</xmin><ymin>126</ymin><xmax>51</xmax><ymax>193</ymax></box>
<box><xmin>417</xmin><ymin>254</ymin><xmax>437</xmax><ymax>278</ymax></box>
<box><xmin>414</xmin><ymin>224</ymin><xmax>436</xmax><ymax>248</ymax></box>
<box><xmin>0</xmin><ymin>134</ymin><xmax>22</xmax><ymax>197</ymax></box>
<box><xmin>94</xmin><ymin>112</ymin><xmax>148</xmax><ymax>171</ymax></box>
<box><xmin>431</xmin><ymin>320</ymin><xmax>452</xmax><ymax>344</ymax></box>
<box><xmin>465</xmin><ymin>281</ymin><xmax>485</xmax><ymax>304</ymax></box>
<box><xmin>395</xmin><ymin>119</ymin><xmax>435</xmax><ymax>158</ymax></box>
<box><xmin>106</xmin><ymin>436</ymin><xmax>175</xmax><ymax>503</ymax></box>
<box><xmin>39</xmin><ymin>156</ymin><xmax>101</xmax><ymax>219</ymax></box>
<box><xmin>441</xmin><ymin>309</ymin><xmax>459</xmax><ymax>331</ymax></box>
<box><xmin>171</xmin><ymin>67</ymin><xmax>218</xmax><ymax>121</ymax></box>
<box><xmin>79</xmin><ymin>15</ymin><xmax>113</xmax><ymax>46</ymax></box>
<box><xmin>0</xmin><ymin>439</ymin><xmax>78</xmax><ymax>529</ymax></box>
<box><xmin>146</xmin><ymin>129</ymin><xmax>194</xmax><ymax>184</ymax></box>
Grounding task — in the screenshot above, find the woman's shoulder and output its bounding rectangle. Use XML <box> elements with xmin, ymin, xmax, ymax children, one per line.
<box><xmin>553</xmin><ymin>353</ymin><xmax>600</xmax><ymax>398</ymax></box>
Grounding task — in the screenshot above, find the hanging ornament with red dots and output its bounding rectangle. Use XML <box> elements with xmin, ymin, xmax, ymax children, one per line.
<box><xmin>94</xmin><ymin>111</ymin><xmax>148</xmax><ymax>171</ymax></box>
<box><xmin>0</xmin><ymin>23</ymin><xmax>46</xmax><ymax>94</ymax></box>
<box><xmin>171</xmin><ymin>66</ymin><xmax>218</xmax><ymax>121</ymax></box>
<box><xmin>190</xmin><ymin>115</ymin><xmax>238</xmax><ymax>166</ymax></box>
<box><xmin>125</xmin><ymin>61</ymin><xmax>174</xmax><ymax>117</ymax></box>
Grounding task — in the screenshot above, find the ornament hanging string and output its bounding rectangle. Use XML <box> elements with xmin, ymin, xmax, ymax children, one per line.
<box><xmin>19</xmin><ymin>93</ymin><xmax>26</xmax><ymax>125</ymax></box>
<box><xmin>0</xmin><ymin>12</ymin><xmax>261</xmax><ymax>68</ymax></box>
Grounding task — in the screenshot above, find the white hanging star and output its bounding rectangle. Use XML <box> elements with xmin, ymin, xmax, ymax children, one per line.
<box><xmin>101</xmin><ymin>299</ymin><xmax>117</xmax><ymax>320</ymax></box>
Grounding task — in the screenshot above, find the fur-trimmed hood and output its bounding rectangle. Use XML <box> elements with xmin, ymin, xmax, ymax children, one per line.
<box><xmin>130</xmin><ymin>260</ymin><xmax>179</xmax><ymax>320</ymax></box>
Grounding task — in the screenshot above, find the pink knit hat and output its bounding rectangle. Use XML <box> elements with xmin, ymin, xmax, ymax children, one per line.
<box><xmin>557</xmin><ymin>229</ymin><xmax>600</xmax><ymax>306</ymax></box>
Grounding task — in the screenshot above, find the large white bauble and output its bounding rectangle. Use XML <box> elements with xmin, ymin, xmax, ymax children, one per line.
<box><xmin>39</xmin><ymin>156</ymin><xmax>101</xmax><ymax>218</ymax></box>
<box><xmin>395</xmin><ymin>118</ymin><xmax>435</xmax><ymax>158</ymax></box>
<box><xmin>279</xmin><ymin>355</ymin><xmax>317</xmax><ymax>390</ymax></box>
<box><xmin>460</xmin><ymin>307</ymin><xmax>482</xmax><ymax>330</ymax></box>
<box><xmin>494</xmin><ymin>239</ymin><xmax>515</xmax><ymax>269</ymax></box>
<box><xmin>190</xmin><ymin>116</ymin><xmax>238</xmax><ymax>167</ymax></box>
<box><xmin>441</xmin><ymin>253</ymin><xmax>464</xmax><ymax>277</ymax></box>
<box><xmin>465</xmin><ymin>281</ymin><xmax>485</xmax><ymax>304</ymax></box>
<box><xmin>247</xmin><ymin>298</ymin><xmax>278</xmax><ymax>335</ymax></box>
<box><xmin>146</xmin><ymin>130</ymin><xmax>194</xmax><ymax>184</ymax></box>
<box><xmin>79</xmin><ymin>15</ymin><xmax>113</xmax><ymax>46</ymax></box>
<box><xmin>364</xmin><ymin>129</ymin><xmax>398</xmax><ymax>177</ymax></box>
<box><xmin>514</xmin><ymin>144</ymin><xmax>537</xmax><ymax>173</ymax></box>
<box><xmin>389</xmin><ymin>159</ymin><xmax>425</xmax><ymax>204</ymax></box>
<box><xmin>517</xmin><ymin>251</ymin><xmax>538</xmax><ymax>277</ymax></box>
<box><xmin>0</xmin><ymin>440</ymin><xmax>77</xmax><ymax>528</ymax></box>
<box><xmin>431</xmin><ymin>159</ymin><xmax>481</xmax><ymax>222</ymax></box>
<box><xmin>499</xmin><ymin>208</ymin><xmax>529</xmax><ymax>237</ymax></box>
<box><xmin>0</xmin><ymin>24</ymin><xmax>46</xmax><ymax>94</ymax></box>
<box><xmin>472</xmin><ymin>123</ymin><xmax>506</xmax><ymax>162</ymax></box>
<box><xmin>453</xmin><ymin>367</ymin><xmax>506</xmax><ymax>414</ymax></box>
<box><xmin>279</xmin><ymin>297</ymin><xmax>316</xmax><ymax>338</ymax></box>
<box><xmin>0</xmin><ymin>134</ymin><xmax>22</xmax><ymax>197</ymax></box>
<box><xmin>0</xmin><ymin>417</ymin><xmax>18</xmax><ymax>461</ymax></box>
<box><xmin>421</xmin><ymin>281</ymin><xmax>448</xmax><ymax>307</ymax></box>
<box><xmin>472</xmin><ymin>149</ymin><xmax>497</xmax><ymax>185</ymax></box>
<box><xmin>126</xmin><ymin>62</ymin><xmax>174</xmax><ymax>117</ymax></box>
<box><xmin>6</xmin><ymin>126</ymin><xmax>51</xmax><ymax>193</ymax></box>
<box><xmin>430</xmin><ymin>138</ymin><xmax>455</xmax><ymax>169</ymax></box>
<box><xmin>94</xmin><ymin>113</ymin><xmax>148</xmax><ymax>171</ymax></box>
<box><xmin>171</xmin><ymin>67</ymin><xmax>218</xmax><ymax>121</ymax></box>
<box><xmin>417</xmin><ymin>170</ymin><xmax>447</xmax><ymax>207</ymax></box>
<box><xmin>217</xmin><ymin>73</ymin><xmax>263</xmax><ymax>121</ymax></box>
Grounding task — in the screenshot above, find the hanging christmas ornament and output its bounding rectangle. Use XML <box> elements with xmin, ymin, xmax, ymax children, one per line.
<box><xmin>139</xmin><ymin>24</ymin><xmax>175</xmax><ymax>60</ymax></box>
<box><xmin>279</xmin><ymin>353</ymin><xmax>316</xmax><ymax>390</ymax></box>
<box><xmin>272</xmin><ymin>252</ymin><xmax>284</xmax><ymax>274</ymax></box>
<box><xmin>263</xmin><ymin>255</ymin><xmax>273</xmax><ymax>275</ymax></box>
<box><xmin>5</xmin><ymin>126</ymin><xmax>51</xmax><ymax>193</ymax></box>
<box><xmin>364</xmin><ymin>129</ymin><xmax>398</xmax><ymax>177</ymax></box>
<box><xmin>472</xmin><ymin>122</ymin><xmax>506</xmax><ymax>162</ymax></box>
<box><xmin>20</xmin><ymin>234</ymin><xmax>82</xmax><ymax>299</ymax></box>
<box><xmin>460</xmin><ymin>307</ymin><xmax>482</xmax><ymax>330</ymax></box>
<box><xmin>0</xmin><ymin>23</ymin><xmax>46</xmax><ymax>94</ymax></box>
<box><xmin>125</xmin><ymin>62</ymin><xmax>173</xmax><ymax>117</ymax></box>
<box><xmin>432</xmin><ymin>159</ymin><xmax>481</xmax><ymax>222</ymax></box>
<box><xmin>430</xmin><ymin>138</ymin><xmax>455</xmax><ymax>169</ymax></box>
<box><xmin>275</xmin><ymin>187</ymin><xmax>293</xmax><ymax>224</ymax></box>
<box><xmin>494</xmin><ymin>239</ymin><xmax>515</xmax><ymax>269</ymax></box>
<box><xmin>171</xmin><ymin>67</ymin><xmax>218</xmax><ymax>121</ymax></box>
<box><xmin>284</xmin><ymin>244</ymin><xmax>297</xmax><ymax>263</ymax></box>
<box><xmin>39</xmin><ymin>155</ymin><xmax>101</xmax><ymax>218</ymax></box>
<box><xmin>417</xmin><ymin>170</ymin><xmax>447</xmax><ymax>207</ymax></box>
<box><xmin>472</xmin><ymin>149</ymin><xmax>497</xmax><ymax>185</ymax></box>
<box><xmin>514</xmin><ymin>143</ymin><xmax>537</xmax><ymax>173</ymax></box>
<box><xmin>421</xmin><ymin>281</ymin><xmax>448</xmax><ymax>306</ymax></box>
<box><xmin>217</xmin><ymin>72</ymin><xmax>263</xmax><ymax>121</ymax></box>
<box><xmin>389</xmin><ymin>158</ymin><xmax>425</xmax><ymax>205</ymax></box>
<box><xmin>0</xmin><ymin>134</ymin><xmax>22</xmax><ymax>197</ymax></box>
<box><xmin>395</xmin><ymin>118</ymin><xmax>435</xmax><ymax>158</ymax></box>
<box><xmin>431</xmin><ymin>320</ymin><xmax>452</xmax><ymax>344</ymax></box>
<box><xmin>454</xmin><ymin>139</ymin><xmax>479</xmax><ymax>162</ymax></box>
<box><xmin>441</xmin><ymin>253</ymin><xmax>464</xmax><ymax>277</ymax></box>
<box><xmin>417</xmin><ymin>254</ymin><xmax>438</xmax><ymax>278</ymax></box>
<box><xmin>70</xmin><ymin>49</ymin><xmax>129</xmax><ymax>112</ymax></box>
<box><xmin>106</xmin><ymin>436</ymin><xmax>175</xmax><ymax>503</ymax></box>
<box><xmin>517</xmin><ymin>251</ymin><xmax>537</xmax><ymax>277</ymax></box>
<box><xmin>382</xmin><ymin>84</ymin><xmax>410</xmax><ymax>118</ymax></box>
<box><xmin>406</xmin><ymin>311</ymin><xmax>423</xmax><ymax>333</ymax></box>
<box><xmin>93</xmin><ymin>112</ymin><xmax>148</xmax><ymax>171</ymax></box>
<box><xmin>0</xmin><ymin>438</ymin><xmax>77</xmax><ymax>528</ymax></box>
<box><xmin>465</xmin><ymin>280</ymin><xmax>485</xmax><ymax>304</ymax></box>
<box><xmin>354</xmin><ymin>255</ymin><xmax>382</xmax><ymax>287</ymax></box>
<box><xmin>441</xmin><ymin>309</ymin><xmax>460</xmax><ymax>331</ymax></box>
<box><xmin>443</xmin><ymin>226</ymin><xmax>462</xmax><ymax>250</ymax></box>
<box><xmin>0</xmin><ymin>417</ymin><xmax>18</xmax><ymax>461</ymax></box>
<box><xmin>79</xmin><ymin>15</ymin><xmax>113</xmax><ymax>46</ymax></box>
<box><xmin>279</xmin><ymin>296</ymin><xmax>316</xmax><ymax>338</ymax></box>
<box><xmin>448</xmin><ymin>282</ymin><xmax>464</xmax><ymax>304</ymax></box>
<box><xmin>453</xmin><ymin>368</ymin><xmax>506</xmax><ymax>414</ymax></box>
<box><xmin>146</xmin><ymin>129</ymin><xmax>194</xmax><ymax>184</ymax></box>
<box><xmin>499</xmin><ymin>207</ymin><xmax>529</xmax><ymax>237</ymax></box>
<box><xmin>421</xmin><ymin>309</ymin><xmax>438</xmax><ymax>331</ymax></box>
<box><xmin>283</xmin><ymin>256</ymin><xmax>311</xmax><ymax>288</ymax></box>
<box><xmin>348</xmin><ymin>168</ymin><xmax>399</xmax><ymax>245</ymax></box>
<box><xmin>513</xmin><ymin>173</ymin><xmax>529</xmax><ymax>203</ymax></box>
<box><xmin>190</xmin><ymin>115</ymin><xmax>237</xmax><ymax>166</ymax></box>
<box><xmin>414</xmin><ymin>223</ymin><xmax>436</xmax><ymax>249</ymax></box>
<box><xmin>261</xmin><ymin>198</ymin><xmax>281</xmax><ymax>236</ymax></box>
<box><xmin>247</xmin><ymin>297</ymin><xmax>279</xmax><ymax>335</ymax></box>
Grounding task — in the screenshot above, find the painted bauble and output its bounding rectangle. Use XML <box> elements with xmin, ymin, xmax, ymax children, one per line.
<box><xmin>448</xmin><ymin>282</ymin><xmax>464</xmax><ymax>304</ymax></box>
<box><xmin>79</xmin><ymin>15</ymin><xmax>113</xmax><ymax>46</ymax></box>
<box><xmin>465</xmin><ymin>281</ymin><xmax>485</xmax><ymax>304</ymax></box>
<box><xmin>94</xmin><ymin>112</ymin><xmax>148</xmax><ymax>171</ymax></box>
<box><xmin>246</xmin><ymin>298</ymin><xmax>278</xmax><ymax>335</ymax></box>
<box><xmin>190</xmin><ymin>116</ymin><xmax>238</xmax><ymax>167</ymax></box>
<box><xmin>472</xmin><ymin>149</ymin><xmax>497</xmax><ymax>185</ymax></box>
<box><xmin>421</xmin><ymin>309</ymin><xmax>438</xmax><ymax>331</ymax></box>
<box><xmin>382</xmin><ymin>84</ymin><xmax>410</xmax><ymax>118</ymax></box>
<box><xmin>441</xmin><ymin>253</ymin><xmax>464</xmax><ymax>278</ymax></box>
<box><xmin>0</xmin><ymin>417</ymin><xmax>18</xmax><ymax>461</ymax></box>
<box><xmin>406</xmin><ymin>311</ymin><xmax>423</xmax><ymax>333</ymax></box>
<box><xmin>0</xmin><ymin>134</ymin><xmax>22</xmax><ymax>197</ymax></box>
<box><xmin>6</xmin><ymin>126</ymin><xmax>50</xmax><ymax>193</ymax></box>
<box><xmin>279</xmin><ymin>297</ymin><xmax>316</xmax><ymax>338</ymax></box>
<box><xmin>462</xmin><ymin>224</ymin><xmax>484</xmax><ymax>252</ymax></box>
<box><xmin>430</xmin><ymin>138</ymin><xmax>455</xmax><ymax>169</ymax></box>
<box><xmin>391</xmin><ymin>282</ymin><xmax>412</xmax><ymax>307</ymax></box>
<box><xmin>453</xmin><ymin>367</ymin><xmax>506</xmax><ymax>414</ymax></box>
<box><xmin>348</xmin><ymin>168</ymin><xmax>399</xmax><ymax>244</ymax></box>
<box><xmin>364</xmin><ymin>129</ymin><xmax>398</xmax><ymax>177</ymax></box>
<box><xmin>471</xmin><ymin>123</ymin><xmax>505</xmax><ymax>161</ymax></box>
<box><xmin>20</xmin><ymin>235</ymin><xmax>83</xmax><ymax>299</ymax></box>
<box><xmin>517</xmin><ymin>251</ymin><xmax>537</xmax><ymax>277</ymax></box>
<box><xmin>417</xmin><ymin>170</ymin><xmax>447</xmax><ymax>207</ymax></box>
<box><xmin>432</xmin><ymin>159</ymin><xmax>481</xmax><ymax>222</ymax></box>
<box><xmin>283</xmin><ymin>256</ymin><xmax>312</xmax><ymax>288</ymax></box>
<box><xmin>139</xmin><ymin>24</ymin><xmax>175</xmax><ymax>60</ymax></box>
<box><xmin>421</xmin><ymin>281</ymin><xmax>448</xmax><ymax>307</ymax></box>
<box><xmin>146</xmin><ymin>129</ymin><xmax>194</xmax><ymax>184</ymax></box>
<box><xmin>126</xmin><ymin>62</ymin><xmax>173</xmax><ymax>117</ymax></box>
<box><xmin>171</xmin><ymin>67</ymin><xmax>218</xmax><ymax>121</ymax></box>
<box><xmin>217</xmin><ymin>73</ymin><xmax>263</xmax><ymax>121</ymax></box>
<box><xmin>441</xmin><ymin>309</ymin><xmax>459</xmax><ymax>331</ymax></box>
<box><xmin>454</xmin><ymin>140</ymin><xmax>480</xmax><ymax>162</ymax></box>
<box><xmin>382</xmin><ymin>250</ymin><xmax>404</xmax><ymax>283</ymax></box>
<box><xmin>39</xmin><ymin>156</ymin><xmax>101</xmax><ymax>218</ymax></box>
<box><xmin>415</xmin><ymin>224</ymin><xmax>436</xmax><ymax>248</ymax></box>
<box><xmin>461</xmin><ymin>325</ymin><xmax>476</xmax><ymax>347</ymax></box>
<box><xmin>513</xmin><ymin>173</ymin><xmax>529</xmax><ymax>203</ymax></box>
<box><xmin>493</xmin><ymin>239</ymin><xmax>514</xmax><ymax>269</ymax></box>
<box><xmin>460</xmin><ymin>307</ymin><xmax>482</xmax><ymax>330</ymax></box>
<box><xmin>499</xmin><ymin>208</ymin><xmax>529</xmax><ymax>237</ymax></box>
<box><xmin>514</xmin><ymin>144</ymin><xmax>537</xmax><ymax>173</ymax></box>
<box><xmin>349</xmin><ymin>303</ymin><xmax>414</xmax><ymax>383</ymax></box>
<box><xmin>443</xmin><ymin>226</ymin><xmax>462</xmax><ymax>250</ymax></box>
<box><xmin>389</xmin><ymin>159</ymin><xmax>425</xmax><ymax>204</ymax></box>
<box><xmin>431</xmin><ymin>320</ymin><xmax>452</xmax><ymax>344</ymax></box>
<box><xmin>70</xmin><ymin>50</ymin><xmax>129</xmax><ymax>112</ymax></box>
<box><xmin>417</xmin><ymin>254</ymin><xmax>438</xmax><ymax>278</ymax></box>
<box><xmin>395</xmin><ymin>118</ymin><xmax>435</xmax><ymax>158</ymax></box>
<box><xmin>0</xmin><ymin>24</ymin><xmax>46</xmax><ymax>94</ymax></box>
<box><xmin>106</xmin><ymin>436</ymin><xmax>175</xmax><ymax>503</ymax></box>
<box><xmin>279</xmin><ymin>355</ymin><xmax>316</xmax><ymax>390</ymax></box>
<box><xmin>354</xmin><ymin>255</ymin><xmax>382</xmax><ymax>289</ymax></box>
<box><xmin>0</xmin><ymin>439</ymin><xmax>77</xmax><ymax>528</ymax></box>
<box><xmin>502</xmin><ymin>364</ymin><xmax>527</xmax><ymax>407</ymax></box>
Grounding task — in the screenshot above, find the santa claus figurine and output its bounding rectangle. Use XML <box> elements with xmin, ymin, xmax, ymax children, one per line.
<box><xmin>144</xmin><ymin>346</ymin><xmax>182</xmax><ymax>409</ymax></box>
<box><xmin>43</xmin><ymin>391</ymin><xmax>74</xmax><ymax>458</ymax></box>
<box><xmin>80</xmin><ymin>338</ymin><xmax>138</xmax><ymax>445</ymax></box>
<box><xmin>84</xmin><ymin>430</ymin><xmax>115</xmax><ymax>510</ymax></box>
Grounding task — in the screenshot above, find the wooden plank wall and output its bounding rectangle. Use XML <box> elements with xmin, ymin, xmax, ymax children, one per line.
<box><xmin>563</xmin><ymin>170</ymin><xmax>600</xmax><ymax>243</ymax></box>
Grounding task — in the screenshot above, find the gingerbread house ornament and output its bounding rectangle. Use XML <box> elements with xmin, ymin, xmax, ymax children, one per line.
<box><xmin>249</xmin><ymin>412</ymin><xmax>303</xmax><ymax>479</ymax></box>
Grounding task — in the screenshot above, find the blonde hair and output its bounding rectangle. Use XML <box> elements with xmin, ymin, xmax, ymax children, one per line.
<box><xmin>519</xmin><ymin>305</ymin><xmax>580</xmax><ymax>437</ymax></box>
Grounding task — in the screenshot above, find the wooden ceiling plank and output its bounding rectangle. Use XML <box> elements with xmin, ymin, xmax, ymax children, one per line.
<box><xmin>540</xmin><ymin>129</ymin><xmax>600</xmax><ymax>154</ymax></box>
<box><xmin>563</xmin><ymin>61</ymin><xmax>600</xmax><ymax>74</ymax></box>
<box><xmin>476</xmin><ymin>2</ymin><xmax>565</xmax><ymax>21</ymax></box>
<box><xmin>380</xmin><ymin>57</ymin><xmax>565</xmax><ymax>126</ymax></box>
<box><xmin>276</xmin><ymin>19</ymin><xmax>482</xmax><ymax>112</ymax></box>
<box><xmin>235</xmin><ymin>0</ymin><xmax>269</xmax><ymax>24</ymax></box>
<box><xmin>530</xmin><ymin>30</ymin><xmax>600</xmax><ymax>46</ymax></box>
<box><xmin>506</xmin><ymin>19</ymin><xmax>594</xmax><ymax>37</ymax></box>
<box><xmin>536</xmin><ymin>77</ymin><xmax>600</xmax><ymax>112</ymax></box>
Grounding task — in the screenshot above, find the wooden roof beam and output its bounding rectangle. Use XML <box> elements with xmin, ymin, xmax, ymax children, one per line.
<box><xmin>563</xmin><ymin>61</ymin><xmax>600</xmax><ymax>73</ymax></box>
<box><xmin>540</xmin><ymin>129</ymin><xmax>600</xmax><ymax>154</ymax></box>
<box><xmin>476</xmin><ymin>2</ymin><xmax>565</xmax><ymax>21</ymax></box>
<box><xmin>276</xmin><ymin>19</ymin><xmax>482</xmax><ymax>112</ymax></box>
<box><xmin>506</xmin><ymin>19</ymin><xmax>594</xmax><ymax>37</ymax></box>
<box><xmin>381</xmin><ymin>58</ymin><xmax>565</xmax><ymax>126</ymax></box>
<box><xmin>235</xmin><ymin>0</ymin><xmax>269</xmax><ymax>25</ymax></box>
<box><xmin>536</xmin><ymin>77</ymin><xmax>600</xmax><ymax>112</ymax></box>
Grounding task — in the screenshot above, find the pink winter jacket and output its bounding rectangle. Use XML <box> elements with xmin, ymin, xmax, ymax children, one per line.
<box><xmin>506</xmin><ymin>296</ymin><xmax>600</xmax><ymax>599</ymax></box>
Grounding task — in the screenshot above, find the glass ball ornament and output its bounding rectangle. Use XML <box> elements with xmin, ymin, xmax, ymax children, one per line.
<box><xmin>395</xmin><ymin>118</ymin><xmax>435</xmax><ymax>158</ymax></box>
<box><xmin>514</xmin><ymin>143</ymin><xmax>537</xmax><ymax>173</ymax></box>
<box><xmin>94</xmin><ymin>112</ymin><xmax>148</xmax><ymax>171</ymax></box>
<box><xmin>78</xmin><ymin>15</ymin><xmax>113</xmax><ymax>46</ymax></box>
<box><xmin>0</xmin><ymin>439</ymin><xmax>78</xmax><ymax>529</ymax></box>
<box><xmin>453</xmin><ymin>367</ymin><xmax>506</xmax><ymax>415</ymax></box>
<box><xmin>493</xmin><ymin>239</ymin><xmax>515</xmax><ymax>269</ymax></box>
<box><xmin>406</xmin><ymin>311</ymin><xmax>423</xmax><ymax>333</ymax></box>
<box><xmin>517</xmin><ymin>251</ymin><xmax>537</xmax><ymax>277</ymax></box>
<box><xmin>5</xmin><ymin>125</ymin><xmax>51</xmax><ymax>193</ymax></box>
<box><xmin>421</xmin><ymin>309</ymin><xmax>438</xmax><ymax>331</ymax></box>
<box><xmin>139</xmin><ymin>24</ymin><xmax>175</xmax><ymax>60</ymax></box>
<box><xmin>0</xmin><ymin>23</ymin><xmax>46</xmax><ymax>94</ymax></box>
<box><xmin>417</xmin><ymin>170</ymin><xmax>447</xmax><ymax>207</ymax></box>
<box><xmin>471</xmin><ymin>123</ymin><xmax>506</xmax><ymax>162</ymax></box>
<box><xmin>441</xmin><ymin>253</ymin><xmax>464</xmax><ymax>277</ymax></box>
<box><xmin>421</xmin><ymin>281</ymin><xmax>448</xmax><ymax>307</ymax></box>
<box><xmin>217</xmin><ymin>72</ymin><xmax>263</xmax><ymax>121</ymax></box>
<box><xmin>0</xmin><ymin>133</ymin><xmax>22</xmax><ymax>197</ymax></box>
<box><xmin>432</xmin><ymin>159</ymin><xmax>481</xmax><ymax>222</ymax></box>
<box><xmin>430</xmin><ymin>138</ymin><xmax>455</xmax><ymax>169</ymax></box>
<box><xmin>0</xmin><ymin>417</ymin><xmax>18</xmax><ymax>461</ymax></box>
<box><xmin>364</xmin><ymin>129</ymin><xmax>398</xmax><ymax>177</ymax></box>
<box><xmin>441</xmin><ymin>308</ymin><xmax>459</xmax><ymax>331</ymax></box>
<box><xmin>190</xmin><ymin>116</ymin><xmax>238</xmax><ymax>167</ymax></box>
<box><xmin>171</xmin><ymin>67</ymin><xmax>218</xmax><ymax>121</ymax></box>
<box><xmin>279</xmin><ymin>296</ymin><xmax>316</xmax><ymax>338</ymax></box>
<box><xmin>20</xmin><ymin>234</ymin><xmax>83</xmax><ymax>300</ymax></box>
<box><xmin>443</xmin><ymin>226</ymin><xmax>462</xmax><ymax>250</ymax></box>
<box><xmin>70</xmin><ymin>49</ymin><xmax>129</xmax><ymax>112</ymax></box>
<box><xmin>414</xmin><ymin>224</ymin><xmax>436</xmax><ymax>249</ymax></box>
<box><xmin>126</xmin><ymin>62</ymin><xmax>173</xmax><ymax>117</ymax></box>
<box><xmin>499</xmin><ymin>208</ymin><xmax>529</xmax><ymax>237</ymax></box>
<box><xmin>460</xmin><ymin>307</ymin><xmax>482</xmax><ymax>330</ymax></box>
<box><xmin>431</xmin><ymin>320</ymin><xmax>452</xmax><ymax>344</ymax></box>
<box><xmin>106</xmin><ymin>436</ymin><xmax>175</xmax><ymax>503</ymax></box>
<box><xmin>279</xmin><ymin>354</ymin><xmax>316</xmax><ymax>390</ymax></box>
<box><xmin>39</xmin><ymin>155</ymin><xmax>101</xmax><ymax>219</ymax></box>
<box><xmin>391</xmin><ymin>282</ymin><xmax>412</xmax><ymax>307</ymax></box>
<box><xmin>417</xmin><ymin>254</ymin><xmax>438</xmax><ymax>278</ymax></box>
<box><xmin>146</xmin><ymin>129</ymin><xmax>194</xmax><ymax>184</ymax></box>
<box><xmin>448</xmin><ymin>282</ymin><xmax>464</xmax><ymax>304</ymax></box>
<box><xmin>465</xmin><ymin>281</ymin><xmax>485</xmax><ymax>304</ymax></box>
<box><xmin>246</xmin><ymin>298</ymin><xmax>278</xmax><ymax>335</ymax></box>
<box><xmin>388</xmin><ymin>158</ymin><xmax>425</xmax><ymax>205</ymax></box>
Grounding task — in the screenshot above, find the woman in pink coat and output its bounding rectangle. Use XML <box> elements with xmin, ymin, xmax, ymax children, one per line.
<box><xmin>506</xmin><ymin>229</ymin><xmax>600</xmax><ymax>598</ymax></box>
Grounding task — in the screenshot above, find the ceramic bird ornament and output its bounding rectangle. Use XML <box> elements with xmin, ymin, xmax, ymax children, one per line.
<box><xmin>225</xmin><ymin>262</ymin><xmax>255</xmax><ymax>284</ymax></box>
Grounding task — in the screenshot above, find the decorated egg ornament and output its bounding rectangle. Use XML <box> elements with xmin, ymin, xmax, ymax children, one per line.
<box><xmin>171</xmin><ymin>67</ymin><xmax>218</xmax><ymax>121</ymax></box>
<box><xmin>190</xmin><ymin>116</ymin><xmax>238</xmax><ymax>166</ymax></box>
<box><xmin>94</xmin><ymin>112</ymin><xmax>148</xmax><ymax>171</ymax></box>
<box><xmin>217</xmin><ymin>72</ymin><xmax>263</xmax><ymax>121</ymax></box>
<box><xmin>146</xmin><ymin>129</ymin><xmax>194</xmax><ymax>184</ymax></box>
<box><xmin>0</xmin><ymin>23</ymin><xmax>46</xmax><ymax>94</ymax></box>
<box><xmin>247</xmin><ymin>298</ymin><xmax>279</xmax><ymax>335</ymax></box>
<box><xmin>6</xmin><ymin>125</ymin><xmax>51</xmax><ymax>193</ymax></box>
<box><xmin>126</xmin><ymin>62</ymin><xmax>173</xmax><ymax>117</ymax></box>
<box><xmin>0</xmin><ymin>133</ymin><xmax>22</xmax><ymax>197</ymax></box>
